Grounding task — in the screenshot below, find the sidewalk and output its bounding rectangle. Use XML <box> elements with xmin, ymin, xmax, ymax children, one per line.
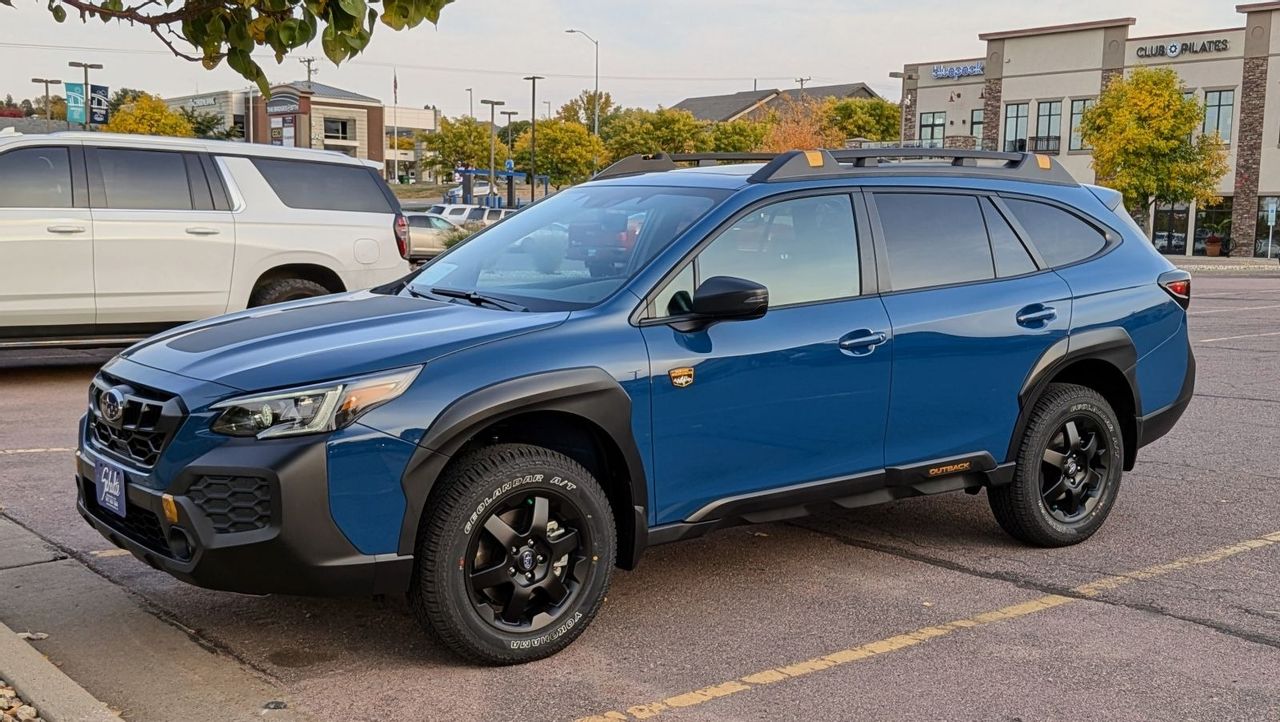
<box><xmin>1173</xmin><ymin>255</ymin><xmax>1280</xmax><ymax>273</ymax></box>
<box><xmin>0</xmin><ymin>516</ymin><xmax>310</xmax><ymax>722</ymax></box>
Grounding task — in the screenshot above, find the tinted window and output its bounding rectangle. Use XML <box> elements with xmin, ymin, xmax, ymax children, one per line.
<box><xmin>656</xmin><ymin>195</ymin><xmax>860</xmax><ymax>315</ymax></box>
<box><xmin>96</xmin><ymin>149</ymin><xmax>192</xmax><ymax>210</ymax></box>
<box><xmin>429</xmin><ymin>216</ymin><xmax>453</xmax><ymax>230</ymax></box>
<box><xmin>1004</xmin><ymin>198</ymin><xmax>1108</xmax><ymax>267</ymax></box>
<box><xmin>0</xmin><ymin>147</ymin><xmax>73</xmax><ymax>208</ymax></box>
<box><xmin>252</xmin><ymin>158</ymin><xmax>393</xmax><ymax>213</ymax></box>
<box><xmin>466</xmin><ymin>208</ymin><xmax>486</xmax><ymax>221</ymax></box>
<box><xmin>982</xmin><ymin>199</ymin><xmax>1037</xmax><ymax>277</ymax></box>
<box><xmin>876</xmin><ymin>193</ymin><xmax>993</xmax><ymax>291</ymax></box>
<box><xmin>408</xmin><ymin>216</ymin><xmax>431</xmax><ymax>228</ymax></box>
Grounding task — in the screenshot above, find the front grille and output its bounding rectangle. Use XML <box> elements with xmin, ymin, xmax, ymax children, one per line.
<box><xmin>87</xmin><ymin>374</ymin><xmax>183</xmax><ymax>468</ymax></box>
<box><xmin>82</xmin><ymin>478</ymin><xmax>169</xmax><ymax>555</ymax></box>
<box><xmin>188</xmin><ymin>475</ymin><xmax>273</xmax><ymax>533</ymax></box>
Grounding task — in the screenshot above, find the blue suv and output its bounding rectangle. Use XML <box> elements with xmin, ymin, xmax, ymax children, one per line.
<box><xmin>77</xmin><ymin>148</ymin><xmax>1195</xmax><ymax>664</ymax></box>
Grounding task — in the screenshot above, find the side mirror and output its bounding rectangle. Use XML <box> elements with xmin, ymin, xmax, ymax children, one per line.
<box><xmin>669</xmin><ymin>276</ymin><xmax>767</xmax><ymax>331</ymax></box>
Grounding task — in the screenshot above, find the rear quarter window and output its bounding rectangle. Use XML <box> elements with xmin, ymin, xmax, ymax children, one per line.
<box><xmin>1004</xmin><ymin>198</ymin><xmax>1108</xmax><ymax>267</ymax></box>
<box><xmin>251</xmin><ymin>158</ymin><xmax>393</xmax><ymax>214</ymax></box>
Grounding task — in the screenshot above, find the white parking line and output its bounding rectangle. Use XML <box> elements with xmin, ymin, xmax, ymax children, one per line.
<box><xmin>1188</xmin><ymin>304</ymin><xmax>1280</xmax><ymax>315</ymax></box>
<box><xmin>1198</xmin><ymin>330</ymin><xmax>1280</xmax><ymax>343</ymax></box>
<box><xmin>1196</xmin><ymin>289</ymin><xmax>1280</xmax><ymax>299</ymax></box>
<box><xmin>0</xmin><ymin>447</ymin><xmax>74</xmax><ymax>455</ymax></box>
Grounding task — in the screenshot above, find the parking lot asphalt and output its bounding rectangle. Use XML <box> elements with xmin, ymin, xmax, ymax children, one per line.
<box><xmin>1</xmin><ymin>273</ymin><xmax>1278</xmax><ymax>721</ymax></box>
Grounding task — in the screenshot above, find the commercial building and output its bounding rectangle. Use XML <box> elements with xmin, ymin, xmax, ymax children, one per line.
<box><xmin>165</xmin><ymin>89</ymin><xmax>247</xmax><ymax>138</ymax></box>
<box><xmin>673</xmin><ymin>83</ymin><xmax>881</xmax><ymax>122</ymax></box>
<box><xmin>898</xmin><ymin>3</ymin><xmax>1280</xmax><ymax>258</ymax></box>
<box><xmin>246</xmin><ymin>81</ymin><xmax>386</xmax><ymax>163</ymax></box>
<box><xmin>384</xmin><ymin>104</ymin><xmax>442</xmax><ymax>183</ymax></box>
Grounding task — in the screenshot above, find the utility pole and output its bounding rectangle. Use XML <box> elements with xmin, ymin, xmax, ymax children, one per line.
<box><xmin>67</xmin><ymin>61</ymin><xmax>103</xmax><ymax>130</ymax></box>
<box><xmin>465</xmin><ymin>87</ymin><xmax>474</xmax><ymax>118</ymax></box>
<box><xmin>30</xmin><ymin>77</ymin><xmax>62</xmax><ymax>132</ymax></box>
<box><xmin>299</xmin><ymin>57</ymin><xmax>319</xmax><ymax>83</ymax></box>
<box><xmin>566</xmin><ymin>28</ymin><xmax>601</xmax><ymax>172</ymax></box>
<box><xmin>500</xmin><ymin>109</ymin><xmax>518</xmax><ymax>156</ymax></box>
<box><xmin>795</xmin><ymin>76</ymin><xmax>811</xmax><ymax>90</ymax></box>
<box><xmin>523</xmin><ymin>76</ymin><xmax>544</xmax><ymax>199</ymax></box>
<box><xmin>480</xmin><ymin>98</ymin><xmax>503</xmax><ymax>201</ymax></box>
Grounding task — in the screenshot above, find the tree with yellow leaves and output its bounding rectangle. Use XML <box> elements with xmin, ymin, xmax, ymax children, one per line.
<box><xmin>103</xmin><ymin>93</ymin><xmax>194</xmax><ymax>137</ymax></box>
<box><xmin>1080</xmin><ymin>67</ymin><xmax>1228</xmax><ymax>234</ymax></box>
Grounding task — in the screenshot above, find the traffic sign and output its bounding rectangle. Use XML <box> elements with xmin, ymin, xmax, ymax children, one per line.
<box><xmin>1267</xmin><ymin>197</ymin><xmax>1277</xmax><ymax>227</ymax></box>
<box><xmin>505</xmin><ymin>158</ymin><xmax>515</xmax><ymax>172</ymax></box>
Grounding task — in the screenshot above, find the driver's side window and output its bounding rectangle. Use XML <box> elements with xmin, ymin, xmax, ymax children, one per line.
<box><xmin>651</xmin><ymin>194</ymin><xmax>861</xmax><ymax>318</ymax></box>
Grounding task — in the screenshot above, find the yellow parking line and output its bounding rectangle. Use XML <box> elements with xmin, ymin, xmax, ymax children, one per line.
<box><xmin>0</xmin><ymin>447</ymin><xmax>75</xmax><ymax>455</ymax></box>
<box><xmin>575</xmin><ymin>531</ymin><xmax>1280</xmax><ymax>722</ymax></box>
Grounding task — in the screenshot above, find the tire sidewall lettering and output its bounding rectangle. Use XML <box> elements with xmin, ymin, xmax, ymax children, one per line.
<box><xmin>462</xmin><ymin>473</ymin><xmax>578</xmax><ymax>536</ymax></box>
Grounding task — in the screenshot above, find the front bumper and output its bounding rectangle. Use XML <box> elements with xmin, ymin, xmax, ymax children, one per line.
<box><xmin>76</xmin><ymin>424</ymin><xmax>413</xmax><ymax>596</ymax></box>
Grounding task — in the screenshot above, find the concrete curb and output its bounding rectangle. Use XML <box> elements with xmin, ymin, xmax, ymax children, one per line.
<box><xmin>0</xmin><ymin>619</ymin><xmax>119</xmax><ymax>722</ymax></box>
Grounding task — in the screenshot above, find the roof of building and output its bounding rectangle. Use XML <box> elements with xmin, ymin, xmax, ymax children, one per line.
<box><xmin>279</xmin><ymin>81</ymin><xmax>381</xmax><ymax>104</ymax></box>
<box><xmin>672</xmin><ymin>82</ymin><xmax>883</xmax><ymax>122</ymax></box>
<box><xmin>978</xmin><ymin>17</ymin><xmax>1135</xmax><ymax>41</ymax></box>
<box><xmin>776</xmin><ymin>82</ymin><xmax>882</xmax><ymax>104</ymax></box>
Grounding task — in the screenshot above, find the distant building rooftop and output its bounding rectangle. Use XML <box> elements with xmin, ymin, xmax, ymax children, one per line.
<box><xmin>278</xmin><ymin>81</ymin><xmax>381</xmax><ymax>104</ymax></box>
<box><xmin>671</xmin><ymin>82</ymin><xmax>882</xmax><ymax>122</ymax></box>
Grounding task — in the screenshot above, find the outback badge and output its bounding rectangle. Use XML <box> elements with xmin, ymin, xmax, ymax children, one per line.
<box><xmin>668</xmin><ymin>367</ymin><xmax>695</xmax><ymax>388</ymax></box>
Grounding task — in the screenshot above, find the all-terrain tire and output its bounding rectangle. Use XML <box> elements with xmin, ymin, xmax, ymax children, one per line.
<box><xmin>989</xmin><ymin>383</ymin><xmax>1124</xmax><ymax>547</ymax></box>
<box><xmin>248</xmin><ymin>278</ymin><xmax>331</xmax><ymax>307</ymax></box>
<box><xmin>409</xmin><ymin>444</ymin><xmax>616</xmax><ymax>665</ymax></box>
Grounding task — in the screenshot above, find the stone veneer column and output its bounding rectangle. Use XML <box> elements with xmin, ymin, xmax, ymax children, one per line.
<box><xmin>981</xmin><ymin>79</ymin><xmax>1002</xmax><ymax>151</ymax></box>
<box><xmin>1232</xmin><ymin>8</ymin><xmax>1272</xmax><ymax>257</ymax></box>
<box><xmin>900</xmin><ymin>65</ymin><xmax>918</xmax><ymax>142</ymax></box>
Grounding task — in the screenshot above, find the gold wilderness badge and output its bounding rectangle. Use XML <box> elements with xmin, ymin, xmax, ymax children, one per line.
<box><xmin>668</xmin><ymin>367</ymin><xmax>695</xmax><ymax>388</ymax></box>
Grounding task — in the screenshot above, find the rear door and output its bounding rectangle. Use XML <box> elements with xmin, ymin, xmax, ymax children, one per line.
<box><xmin>868</xmin><ymin>189</ymin><xmax>1071</xmax><ymax>467</ymax></box>
<box><xmin>0</xmin><ymin>143</ymin><xmax>95</xmax><ymax>338</ymax></box>
<box><xmin>87</xmin><ymin>146</ymin><xmax>235</xmax><ymax>325</ymax></box>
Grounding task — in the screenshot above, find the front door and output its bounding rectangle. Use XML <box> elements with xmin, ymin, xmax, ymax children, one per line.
<box><xmin>87</xmin><ymin>147</ymin><xmax>235</xmax><ymax>326</ymax></box>
<box><xmin>641</xmin><ymin>193</ymin><xmax>892</xmax><ymax>524</ymax></box>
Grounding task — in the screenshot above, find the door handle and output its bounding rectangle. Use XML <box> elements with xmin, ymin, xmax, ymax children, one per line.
<box><xmin>185</xmin><ymin>227</ymin><xmax>220</xmax><ymax>236</ymax></box>
<box><xmin>46</xmin><ymin>224</ymin><xmax>85</xmax><ymax>234</ymax></box>
<box><xmin>1016</xmin><ymin>305</ymin><xmax>1058</xmax><ymax>326</ymax></box>
<box><xmin>838</xmin><ymin>330</ymin><xmax>888</xmax><ymax>354</ymax></box>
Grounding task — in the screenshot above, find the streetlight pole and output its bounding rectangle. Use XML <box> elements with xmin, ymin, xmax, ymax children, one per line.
<box><xmin>30</xmin><ymin>77</ymin><xmax>62</xmax><ymax>132</ymax></box>
<box><xmin>543</xmin><ymin>100</ymin><xmax>551</xmax><ymax>119</ymax></box>
<box><xmin>523</xmin><ymin>75</ymin><xmax>544</xmax><ymax>199</ymax></box>
<box><xmin>480</xmin><ymin>98</ymin><xmax>503</xmax><ymax>201</ymax></box>
<box><xmin>465</xmin><ymin>88</ymin><xmax>474</xmax><ymax>118</ymax></box>
<box><xmin>500</xmin><ymin>109</ymin><xmax>518</xmax><ymax>156</ymax></box>
<box><xmin>68</xmin><ymin>61</ymin><xmax>103</xmax><ymax>130</ymax></box>
<box><xmin>566</xmin><ymin>28</ymin><xmax>601</xmax><ymax>172</ymax></box>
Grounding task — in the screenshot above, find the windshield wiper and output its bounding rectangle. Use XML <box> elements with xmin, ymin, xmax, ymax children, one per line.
<box><xmin>429</xmin><ymin>287</ymin><xmax>527</xmax><ymax>312</ymax></box>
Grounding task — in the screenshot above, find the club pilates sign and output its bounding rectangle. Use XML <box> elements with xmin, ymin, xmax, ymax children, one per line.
<box><xmin>1136</xmin><ymin>38</ymin><xmax>1230</xmax><ymax>59</ymax></box>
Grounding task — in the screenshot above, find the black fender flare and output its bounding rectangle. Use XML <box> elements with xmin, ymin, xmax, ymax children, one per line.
<box><xmin>1007</xmin><ymin>327</ymin><xmax>1141</xmax><ymax>468</ymax></box>
<box><xmin>396</xmin><ymin>367</ymin><xmax>649</xmax><ymax>568</ymax></box>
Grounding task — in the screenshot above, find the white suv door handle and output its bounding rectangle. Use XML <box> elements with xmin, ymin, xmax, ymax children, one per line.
<box><xmin>46</xmin><ymin>224</ymin><xmax>86</xmax><ymax>234</ymax></box>
<box><xmin>185</xmin><ymin>226</ymin><xmax>221</xmax><ymax>236</ymax></box>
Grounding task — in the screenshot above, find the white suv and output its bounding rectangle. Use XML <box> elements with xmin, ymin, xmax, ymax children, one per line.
<box><xmin>0</xmin><ymin>131</ymin><xmax>412</xmax><ymax>348</ymax></box>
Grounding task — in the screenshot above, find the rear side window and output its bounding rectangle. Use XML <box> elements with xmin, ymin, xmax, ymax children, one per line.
<box><xmin>97</xmin><ymin>148</ymin><xmax>192</xmax><ymax>210</ymax></box>
<box><xmin>466</xmin><ymin>208</ymin><xmax>486</xmax><ymax>221</ymax></box>
<box><xmin>252</xmin><ymin>158</ymin><xmax>393</xmax><ymax>213</ymax></box>
<box><xmin>876</xmin><ymin>193</ymin><xmax>994</xmax><ymax>291</ymax></box>
<box><xmin>1004</xmin><ymin>198</ymin><xmax>1107</xmax><ymax>267</ymax></box>
<box><xmin>0</xmin><ymin>147</ymin><xmax>73</xmax><ymax>208</ymax></box>
<box><xmin>981</xmin><ymin>199</ymin><xmax>1037</xmax><ymax>277</ymax></box>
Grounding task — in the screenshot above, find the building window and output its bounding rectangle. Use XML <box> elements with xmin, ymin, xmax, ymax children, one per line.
<box><xmin>1153</xmin><ymin>202</ymin><xmax>1190</xmax><ymax>256</ymax></box>
<box><xmin>1031</xmin><ymin>100</ymin><xmax>1062</xmax><ymax>153</ymax></box>
<box><xmin>1202</xmin><ymin>90</ymin><xmax>1234</xmax><ymax>142</ymax></box>
<box><xmin>919</xmin><ymin>111</ymin><xmax>945</xmax><ymax>148</ymax></box>
<box><xmin>970</xmin><ymin>109</ymin><xmax>984</xmax><ymax>143</ymax></box>
<box><xmin>323</xmin><ymin>118</ymin><xmax>352</xmax><ymax>140</ymax></box>
<box><xmin>1003</xmin><ymin>103</ymin><xmax>1028</xmax><ymax>152</ymax></box>
<box><xmin>1193</xmin><ymin>196</ymin><xmax>1233</xmax><ymax>257</ymax></box>
<box><xmin>1068</xmin><ymin>98</ymin><xmax>1094</xmax><ymax>151</ymax></box>
<box><xmin>231</xmin><ymin>114</ymin><xmax>246</xmax><ymax>140</ymax></box>
<box><xmin>1256</xmin><ymin>197</ymin><xmax>1280</xmax><ymax>258</ymax></box>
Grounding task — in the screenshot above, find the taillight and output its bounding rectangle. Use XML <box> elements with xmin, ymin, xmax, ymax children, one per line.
<box><xmin>394</xmin><ymin>214</ymin><xmax>410</xmax><ymax>260</ymax></box>
<box><xmin>1158</xmin><ymin>269</ymin><xmax>1191</xmax><ymax>309</ymax></box>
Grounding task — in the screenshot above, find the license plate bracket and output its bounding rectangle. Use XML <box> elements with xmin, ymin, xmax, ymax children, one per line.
<box><xmin>95</xmin><ymin>461</ymin><xmax>127</xmax><ymax>518</ymax></box>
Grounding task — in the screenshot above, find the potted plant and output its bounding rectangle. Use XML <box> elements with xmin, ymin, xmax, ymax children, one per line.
<box><xmin>1202</xmin><ymin>218</ymin><xmax>1231</xmax><ymax>257</ymax></box>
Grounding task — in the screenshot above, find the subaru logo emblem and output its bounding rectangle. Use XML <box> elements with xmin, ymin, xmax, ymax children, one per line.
<box><xmin>100</xmin><ymin>387</ymin><xmax>125</xmax><ymax>424</ymax></box>
<box><xmin>517</xmin><ymin>549</ymin><xmax>537</xmax><ymax>573</ymax></box>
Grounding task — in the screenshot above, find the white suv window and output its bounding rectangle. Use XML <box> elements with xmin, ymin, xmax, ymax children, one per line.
<box><xmin>251</xmin><ymin>158</ymin><xmax>393</xmax><ymax>214</ymax></box>
<box><xmin>0</xmin><ymin>147</ymin><xmax>73</xmax><ymax>208</ymax></box>
<box><xmin>97</xmin><ymin>148</ymin><xmax>192</xmax><ymax>210</ymax></box>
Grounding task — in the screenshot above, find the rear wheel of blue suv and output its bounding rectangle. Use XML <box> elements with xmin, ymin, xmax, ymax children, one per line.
<box><xmin>75</xmin><ymin>148</ymin><xmax>1195</xmax><ymax>665</ymax></box>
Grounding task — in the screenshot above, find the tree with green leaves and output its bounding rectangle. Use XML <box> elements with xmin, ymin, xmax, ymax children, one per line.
<box><xmin>3</xmin><ymin>0</ymin><xmax>455</xmax><ymax>94</ymax></box>
<box><xmin>1080</xmin><ymin>67</ymin><xmax>1229</xmax><ymax>236</ymax></box>
<box><xmin>178</xmin><ymin>106</ymin><xmax>240</xmax><ymax>139</ymax></box>
<box><xmin>418</xmin><ymin>115</ymin><xmax>491</xmax><ymax>176</ymax></box>
<box><xmin>603</xmin><ymin>108</ymin><xmax>710</xmax><ymax>160</ymax></box>
<box><xmin>825</xmin><ymin>97</ymin><xmax>900</xmax><ymax>143</ymax></box>
<box><xmin>107</xmin><ymin>88</ymin><xmax>146</xmax><ymax>116</ymax></box>
<box><xmin>557</xmin><ymin>90</ymin><xmax>617</xmax><ymax>130</ymax></box>
<box><xmin>708</xmin><ymin>119</ymin><xmax>769</xmax><ymax>152</ymax></box>
<box><xmin>513</xmin><ymin>119</ymin><xmax>604</xmax><ymax>188</ymax></box>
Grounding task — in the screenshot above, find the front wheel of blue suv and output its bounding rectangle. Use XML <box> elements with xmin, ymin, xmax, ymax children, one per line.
<box><xmin>989</xmin><ymin>383</ymin><xmax>1125</xmax><ymax>547</ymax></box>
<box><xmin>409</xmin><ymin>444</ymin><xmax>617</xmax><ymax>664</ymax></box>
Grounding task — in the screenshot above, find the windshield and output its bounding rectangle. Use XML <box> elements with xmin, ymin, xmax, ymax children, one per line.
<box><xmin>406</xmin><ymin>185</ymin><xmax>729</xmax><ymax>311</ymax></box>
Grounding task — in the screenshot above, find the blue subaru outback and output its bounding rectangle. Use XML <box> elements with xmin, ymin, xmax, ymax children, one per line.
<box><xmin>77</xmin><ymin>148</ymin><xmax>1195</xmax><ymax>664</ymax></box>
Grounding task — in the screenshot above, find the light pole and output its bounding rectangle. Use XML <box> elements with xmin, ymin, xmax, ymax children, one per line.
<box><xmin>543</xmin><ymin>100</ymin><xmax>551</xmax><ymax>119</ymax></box>
<box><xmin>68</xmin><ymin>61</ymin><xmax>103</xmax><ymax>130</ymax></box>
<box><xmin>480</xmin><ymin>98</ymin><xmax>503</xmax><ymax>199</ymax></box>
<box><xmin>465</xmin><ymin>87</ymin><xmax>474</xmax><ymax>118</ymax></box>
<box><xmin>500</xmin><ymin>109</ymin><xmax>518</xmax><ymax>156</ymax></box>
<box><xmin>523</xmin><ymin>75</ymin><xmax>545</xmax><ymax>199</ymax></box>
<box><xmin>30</xmin><ymin>77</ymin><xmax>61</xmax><ymax>132</ymax></box>
<box><xmin>566</xmin><ymin>28</ymin><xmax>600</xmax><ymax>172</ymax></box>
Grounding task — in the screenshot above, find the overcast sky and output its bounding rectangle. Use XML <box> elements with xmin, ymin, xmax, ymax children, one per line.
<box><xmin>0</xmin><ymin>1</ymin><xmax>1243</xmax><ymax>118</ymax></box>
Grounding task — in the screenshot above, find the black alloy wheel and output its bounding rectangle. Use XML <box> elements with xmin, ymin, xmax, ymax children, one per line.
<box><xmin>1039</xmin><ymin>416</ymin><xmax>1111</xmax><ymax>525</ymax></box>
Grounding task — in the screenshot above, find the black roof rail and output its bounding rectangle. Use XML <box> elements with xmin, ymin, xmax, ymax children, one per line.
<box><xmin>594</xmin><ymin>148</ymin><xmax>1077</xmax><ymax>186</ymax></box>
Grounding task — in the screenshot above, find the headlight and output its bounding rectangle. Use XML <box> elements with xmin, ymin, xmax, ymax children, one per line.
<box><xmin>210</xmin><ymin>367</ymin><xmax>421</xmax><ymax>439</ymax></box>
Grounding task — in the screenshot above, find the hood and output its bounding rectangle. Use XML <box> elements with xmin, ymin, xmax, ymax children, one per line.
<box><xmin>122</xmin><ymin>291</ymin><xmax>568</xmax><ymax>392</ymax></box>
